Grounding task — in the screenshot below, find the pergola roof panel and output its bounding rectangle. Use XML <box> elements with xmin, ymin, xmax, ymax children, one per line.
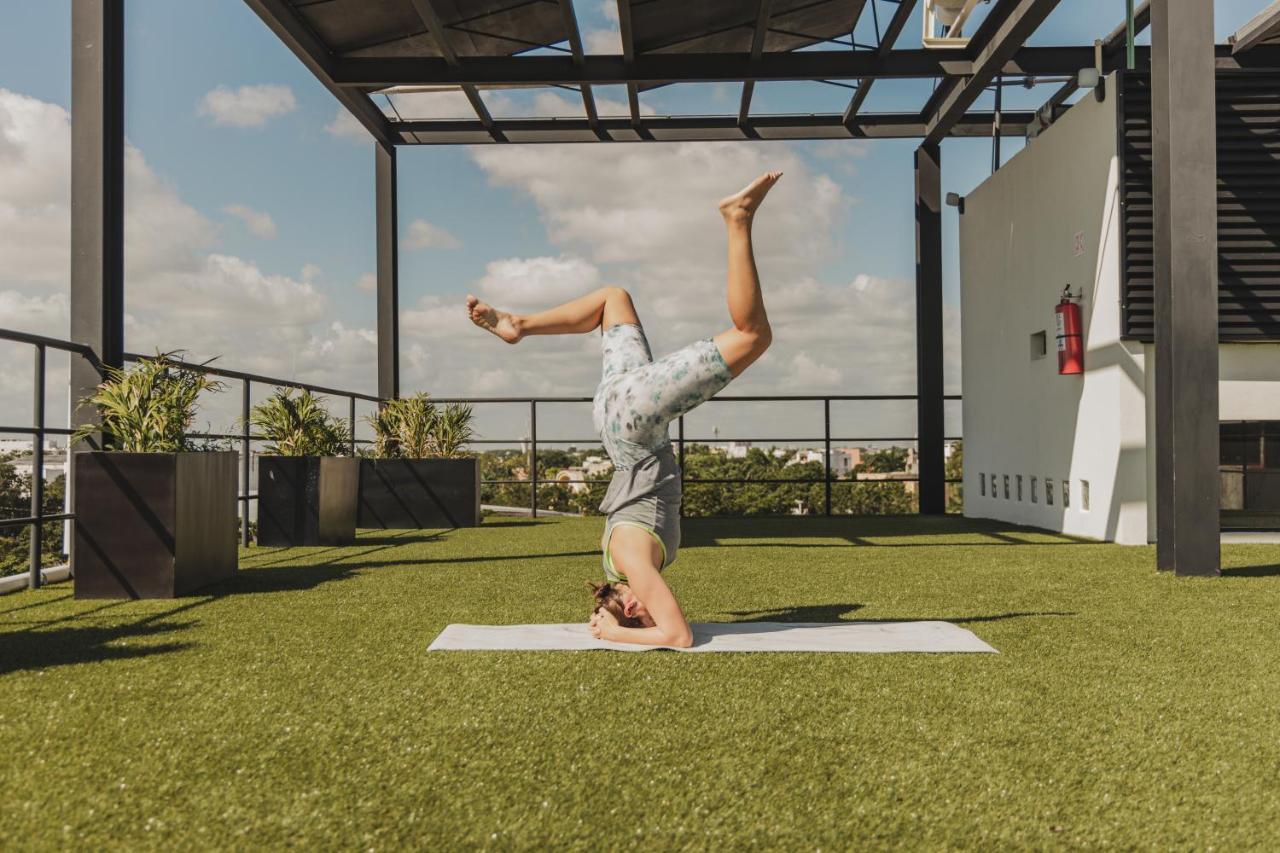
<box><xmin>246</xmin><ymin>0</ymin><xmax>1159</xmax><ymax>145</ymax></box>
<box><xmin>293</xmin><ymin>0</ymin><xmax>570</xmax><ymax>59</ymax></box>
<box><xmin>629</xmin><ymin>0</ymin><xmax>868</xmax><ymax>55</ymax></box>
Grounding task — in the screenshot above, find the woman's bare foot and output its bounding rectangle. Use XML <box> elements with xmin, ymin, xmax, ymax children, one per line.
<box><xmin>466</xmin><ymin>294</ymin><xmax>523</xmax><ymax>344</ymax></box>
<box><xmin>718</xmin><ymin>171</ymin><xmax>783</xmax><ymax>224</ymax></box>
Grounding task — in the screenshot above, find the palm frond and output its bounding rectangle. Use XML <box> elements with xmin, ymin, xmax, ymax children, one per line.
<box><xmin>71</xmin><ymin>351</ymin><xmax>225</xmax><ymax>452</ymax></box>
<box><xmin>364</xmin><ymin>394</ymin><xmax>473</xmax><ymax>459</ymax></box>
<box><xmin>247</xmin><ymin>388</ymin><xmax>350</xmax><ymax>457</ymax></box>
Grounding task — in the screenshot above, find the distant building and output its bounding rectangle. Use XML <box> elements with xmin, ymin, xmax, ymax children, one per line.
<box><xmin>786</xmin><ymin>448</ymin><xmax>859</xmax><ymax>477</ymax></box>
<box><xmin>553</xmin><ymin>467</ymin><xmax>589</xmax><ymax>493</ymax></box>
<box><xmin>8</xmin><ymin>452</ymin><xmax>68</xmax><ymax>481</ymax></box>
<box><xmin>582</xmin><ymin>455</ymin><xmax>613</xmax><ymax>478</ymax></box>
<box><xmin>0</xmin><ymin>439</ymin><xmax>57</xmax><ymax>456</ymax></box>
<box><xmin>726</xmin><ymin>441</ymin><xmax>752</xmax><ymax>459</ymax></box>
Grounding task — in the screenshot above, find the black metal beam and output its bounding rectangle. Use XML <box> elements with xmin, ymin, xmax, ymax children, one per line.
<box><xmin>1151</xmin><ymin>0</ymin><xmax>1219</xmax><ymax>577</ymax></box>
<box><xmin>406</xmin><ymin>0</ymin><xmax>504</xmax><ymax>142</ymax></box>
<box><xmin>914</xmin><ymin>143</ymin><xmax>945</xmax><ymax>515</ymax></box>
<box><xmin>923</xmin><ymin>0</ymin><xmax>1065</xmax><ymax>146</ymax></box>
<box><xmin>334</xmin><ymin>47</ymin><xmax>1098</xmax><ymax>88</ymax></box>
<box><xmin>375</xmin><ymin>142</ymin><xmax>399</xmax><ymax>401</ymax></box>
<box><xmin>738</xmin><ymin>0</ymin><xmax>774</xmax><ymax>128</ymax></box>
<box><xmin>556</xmin><ymin>0</ymin><xmax>601</xmax><ymax>137</ymax></box>
<box><xmin>391</xmin><ymin>110</ymin><xmax>1035</xmax><ymax>144</ymax></box>
<box><xmin>616</xmin><ymin>1</ymin><xmax>641</xmax><ymax>127</ymax></box>
<box><xmin>843</xmin><ymin>0</ymin><xmax>919</xmax><ymax>126</ymax></box>
<box><xmin>70</xmin><ymin>0</ymin><xmax>125</xmax><ymax>448</ymax></box>
<box><xmin>242</xmin><ymin>0</ymin><xmax>394</xmax><ymax>147</ymax></box>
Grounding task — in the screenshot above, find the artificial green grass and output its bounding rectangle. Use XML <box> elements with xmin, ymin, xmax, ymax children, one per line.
<box><xmin>1</xmin><ymin>516</ymin><xmax>1278</xmax><ymax>850</ymax></box>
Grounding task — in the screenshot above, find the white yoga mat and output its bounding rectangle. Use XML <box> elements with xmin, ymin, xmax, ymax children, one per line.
<box><xmin>428</xmin><ymin>621</ymin><xmax>997</xmax><ymax>653</ymax></box>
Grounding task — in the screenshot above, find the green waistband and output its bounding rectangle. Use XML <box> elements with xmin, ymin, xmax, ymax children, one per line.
<box><xmin>602</xmin><ymin>521</ymin><xmax>667</xmax><ymax>583</ymax></box>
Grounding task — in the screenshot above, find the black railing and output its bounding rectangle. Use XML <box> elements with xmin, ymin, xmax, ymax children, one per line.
<box><xmin>0</xmin><ymin>327</ymin><xmax>961</xmax><ymax>591</ymax></box>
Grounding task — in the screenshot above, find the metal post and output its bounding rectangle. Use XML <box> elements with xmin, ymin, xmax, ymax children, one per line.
<box><xmin>915</xmin><ymin>143</ymin><xmax>946</xmax><ymax>515</ymax></box>
<box><xmin>70</xmin><ymin>0</ymin><xmax>126</xmax><ymax>446</ymax></box>
<box><xmin>991</xmin><ymin>74</ymin><xmax>1003</xmax><ymax>174</ymax></box>
<box><xmin>678</xmin><ymin>415</ymin><xmax>685</xmax><ymax>518</ymax></box>
<box><xmin>823</xmin><ymin>398</ymin><xmax>832</xmax><ymax>516</ymax></box>
<box><xmin>29</xmin><ymin>345</ymin><xmax>46</xmax><ymax>590</ymax></box>
<box><xmin>1151</xmin><ymin>0</ymin><xmax>1219</xmax><ymax>576</ymax></box>
<box><xmin>241</xmin><ymin>379</ymin><xmax>251</xmax><ymax>547</ymax></box>
<box><xmin>375</xmin><ymin>141</ymin><xmax>399</xmax><ymax>402</ymax></box>
<box><xmin>348</xmin><ymin>396</ymin><xmax>357</xmax><ymax>456</ymax></box>
<box><xmin>1126</xmin><ymin>0</ymin><xmax>1136</xmax><ymax>71</ymax></box>
<box><xmin>529</xmin><ymin>400</ymin><xmax>538</xmax><ymax>518</ymax></box>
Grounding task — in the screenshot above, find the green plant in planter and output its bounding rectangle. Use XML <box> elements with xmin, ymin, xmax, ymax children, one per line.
<box><xmin>433</xmin><ymin>402</ymin><xmax>476</xmax><ymax>459</ymax></box>
<box><xmin>249</xmin><ymin>388</ymin><xmax>351</xmax><ymax>457</ymax></box>
<box><xmin>71</xmin><ymin>351</ymin><xmax>225</xmax><ymax>452</ymax></box>
<box><xmin>366</xmin><ymin>394</ymin><xmax>475</xmax><ymax>459</ymax></box>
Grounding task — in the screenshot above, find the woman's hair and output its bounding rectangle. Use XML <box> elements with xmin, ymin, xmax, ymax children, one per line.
<box><xmin>587</xmin><ymin>581</ymin><xmax>645</xmax><ymax>628</ymax></box>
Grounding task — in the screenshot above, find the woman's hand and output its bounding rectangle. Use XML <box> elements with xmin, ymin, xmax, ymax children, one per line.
<box><xmin>588</xmin><ymin>608</ymin><xmax>618</xmax><ymax>640</ymax></box>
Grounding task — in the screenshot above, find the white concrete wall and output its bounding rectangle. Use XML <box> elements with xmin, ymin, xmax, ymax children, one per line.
<box><xmin>960</xmin><ymin>75</ymin><xmax>1150</xmax><ymax>543</ymax></box>
<box><xmin>961</xmin><ymin>74</ymin><xmax>1280</xmax><ymax>543</ymax></box>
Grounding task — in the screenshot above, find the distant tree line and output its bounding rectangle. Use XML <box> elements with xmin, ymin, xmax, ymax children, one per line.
<box><xmin>0</xmin><ymin>458</ymin><xmax>66</xmax><ymax>577</ymax></box>
<box><xmin>479</xmin><ymin>441</ymin><xmax>964</xmax><ymax>517</ymax></box>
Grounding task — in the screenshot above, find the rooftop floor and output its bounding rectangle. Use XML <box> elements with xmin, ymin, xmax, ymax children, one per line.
<box><xmin>2</xmin><ymin>516</ymin><xmax>1278</xmax><ymax>848</ymax></box>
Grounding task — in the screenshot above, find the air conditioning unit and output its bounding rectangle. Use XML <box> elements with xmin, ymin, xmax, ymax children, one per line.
<box><xmin>923</xmin><ymin>0</ymin><xmax>984</xmax><ymax>49</ymax></box>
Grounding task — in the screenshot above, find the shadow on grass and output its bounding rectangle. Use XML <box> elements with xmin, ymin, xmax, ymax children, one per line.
<box><xmin>680</xmin><ymin>516</ymin><xmax>1094</xmax><ymax>548</ymax></box>
<box><xmin>0</xmin><ymin>592</ymin><xmax>76</xmax><ymax>617</ymax></box>
<box><xmin>227</xmin><ymin>544</ymin><xmax>607</xmax><ymax>595</ymax></box>
<box><xmin>356</xmin><ymin>530</ymin><xmax>451</xmax><ymax>545</ymax></box>
<box><xmin>0</xmin><ymin>619</ymin><xmax>197</xmax><ymax>676</ymax></box>
<box><xmin>723</xmin><ymin>603</ymin><xmax>1077</xmax><ymax>625</ymax></box>
<box><xmin>1222</xmin><ymin>564</ymin><xmax>1280</xmax><ymax>578</ymax></box>
<box><xmin>726</xmin><ymin>603</ymin><xmax>866</xmax><ymax>622</ymax></box>
<box><xmin>477</xmin><ymin>520</ymin><xmax>558</xmax><ymax>528</ymax></box>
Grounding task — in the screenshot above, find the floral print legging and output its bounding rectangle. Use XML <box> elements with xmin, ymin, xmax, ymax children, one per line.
<box><xmin>591</xmin><ymin>323</ymin><xmax>735</xmax><ymax>470</ymax></box>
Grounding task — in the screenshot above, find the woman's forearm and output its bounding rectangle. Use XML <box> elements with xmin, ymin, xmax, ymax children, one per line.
<box><xmin>604</xmin><ymin>623</ymin><xmax>693</xmax><ymax>648</ymax></box>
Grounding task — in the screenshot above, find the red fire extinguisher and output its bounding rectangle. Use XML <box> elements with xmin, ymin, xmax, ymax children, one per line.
<box><xmin>1055</xmin><ymin>286</ymin><xmax>1084</xmax><ymax>375</ymax></box>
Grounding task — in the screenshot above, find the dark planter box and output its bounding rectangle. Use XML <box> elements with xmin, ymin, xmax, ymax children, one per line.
<box><xmin>358</xmin><ymin>458</ymin><xmax>482</xmax><ymax>529</ymax></box>
<box><xmin>257</xmin><ymin>456</ymin><xmax>359</xmax><ymax>547</ymax></box>
<box><xmin>73</xmin><ymin>451</ymin><xmax>238</xmax><ymax>599</ymax></box>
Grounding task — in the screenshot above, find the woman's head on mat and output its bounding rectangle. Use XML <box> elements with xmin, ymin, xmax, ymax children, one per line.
<box><xmin>588</xmin><ymin>581</ymin><xmax>653</xmax><ymax>629</ymax></box>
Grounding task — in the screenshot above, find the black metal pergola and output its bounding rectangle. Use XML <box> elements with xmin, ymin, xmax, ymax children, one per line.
<box><xmin>68</xmin><ymin>0</ymin><xmax>1243</xmax><ymax>576</ymax></box>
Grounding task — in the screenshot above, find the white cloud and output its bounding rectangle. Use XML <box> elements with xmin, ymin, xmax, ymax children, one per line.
<box><xmin>223</xmin><ymin>203</ymin><xmax>278</xmax><ymax>239</ymax></box>
<box><xmin>325</xmin><ymin>108</ymin><xmax>370</xmax><ymax>145</ymax></box>
<box><xmin>0</xmin><ymin>88</ymin><xmax>378</xmax><ymax>424</ymax></box>
<box><xmin>198</xmin><ymin>84</ymin><xmax>297</xmax><ymax>128</ymax></box>
<box><xmin>786</xmin><ymin>352</ymin><xmax>843</xmax><ymax>389</ymax></box>
<box><xmin>0</xmin><ymin>291</ymin><xmax>68</xmax><ymax>338</ymax></box>
<box><xmin>404</xmin><ymin>218</ymin><xmax>462</xmax><ymax>251</ymax></box>
<box><xmin>585</xmin><ymin>28</ymin><xmax>622</xmax><ymax>54</ymax></box>
<box><xmin>599</xmin><ymin>1</ymin><xmax>619</xmax><ymax>23</ymax></box>
<box><xmin>477</xmin><ymin>255</ymin><xmax>601</xmax><ymax>310</ymax></box>
<box><xmin>1</xmin><ymin>86</ymin><xmax>960</xmax><ymax>445</ymax></box>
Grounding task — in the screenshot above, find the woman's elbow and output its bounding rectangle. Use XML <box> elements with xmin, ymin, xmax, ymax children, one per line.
<box><xmin>666</xmin><ymin>628</ymin><xmax>694</xmax><ymax>649</ymax></box>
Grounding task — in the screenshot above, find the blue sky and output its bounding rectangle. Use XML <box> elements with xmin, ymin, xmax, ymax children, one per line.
<box><xmin>0</xmin><ymin>0</ymin><xmax>1268</xmax><ymax>440</ymax></box>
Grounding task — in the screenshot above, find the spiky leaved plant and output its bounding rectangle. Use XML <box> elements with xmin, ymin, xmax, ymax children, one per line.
<box><xmin>365</xmin><ymin>394</ymin><xmax>474</xmax><ymax>458</ymax></box>
<box><xmin>71</xmin><ymin>351</ymin><xmax>225</xmax><ymax>452</ymax></box>
<box><xmin>248</xmin><ymin>388</ymin><xmax>350</xmax><ymax>457</ymax></box>
<box><xmin>431</xmin><ymin>402</ymin><xmax>475</xmax><ymax>459</ymax></box>
<box><xmin>367</xmin><ymin>393</ymin><xmax>435</xmax><ymax>459</ymax></box>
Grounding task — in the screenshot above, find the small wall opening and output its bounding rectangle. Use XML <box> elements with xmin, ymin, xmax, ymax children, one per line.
<box><xmin>1030</xmin><ymin>330</ymin><xmax>1048</xmax><ymax>360</ymax></box>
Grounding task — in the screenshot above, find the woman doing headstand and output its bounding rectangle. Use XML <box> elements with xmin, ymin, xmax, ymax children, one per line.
<box><xmin>466</xmin><ymin>171</ymin><xmax>781</xmax><ymax>647</ymax></box>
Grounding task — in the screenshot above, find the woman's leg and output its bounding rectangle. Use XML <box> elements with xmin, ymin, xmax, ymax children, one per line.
<box><xmin>712</xmin><ymin>172</ymin><xmax>781</xmax><ymax>377</ymax></box>
<box><xmin>466</xmin><ymin>286</ymin><xmax>640</xmax><ymax>343</ymax></box>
